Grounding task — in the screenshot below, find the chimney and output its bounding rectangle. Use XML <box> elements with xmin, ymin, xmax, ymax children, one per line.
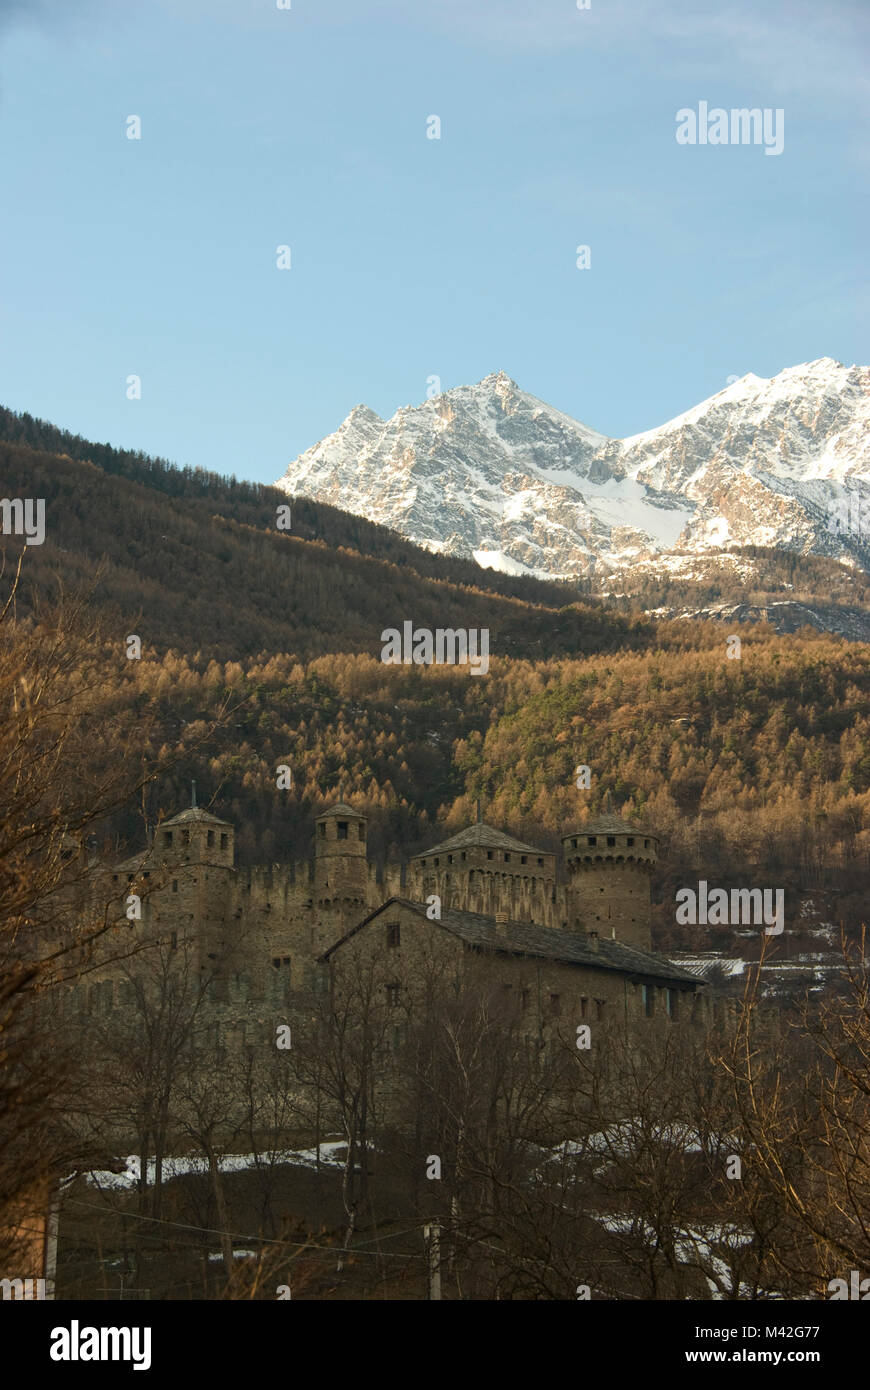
<box><xmin>495</xmin><ymin>909</ymin><xmax>509</xmax><ymax>934</ymax></box>
<box><xmin>587</xmin><ymin>930</ymin><xmax>599</xmax><ymax>951</ymax></box>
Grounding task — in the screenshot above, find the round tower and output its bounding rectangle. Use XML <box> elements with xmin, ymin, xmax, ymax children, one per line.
<box><xmin>562</xmin><ymin>813</ymin><xmax>657</xmax><ymax>951</ymax></box>
<box><xmin>314</xmin><ymin>799</ymin><xmax>368</xmax><ymax>915</ymax></box>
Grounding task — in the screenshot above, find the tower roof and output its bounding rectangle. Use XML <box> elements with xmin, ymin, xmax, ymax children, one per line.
<box><xmin>317</xmin><ymin>800</ymin><xmax>364</xmax><ymax>820</ymax></box>
<box><xmin>415</xmin><ymin>821</ymin><xmax>548</xmax><ymax>858</ymax></box>
<box><xmin>163</xmin><ymin>806</ymin><xmax>232</xmax><ymax>828</ymax></box>
<box><xmin>563</xmin><ymin>813</ymin><xmax>654</xmax><ymax>839</ymax></box>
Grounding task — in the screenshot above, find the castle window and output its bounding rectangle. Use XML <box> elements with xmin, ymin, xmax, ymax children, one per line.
<box><xmin>667</xmin><ymin>990</ymin><xmax>679</xmax><ymax>1019</ymax></box>
<box><xmin>626</xmin><ymin>837</ymin><xmax>634</xmax><ymax>847</ymax></box>
<box><xmin>596</xmin><ymin>999</ymin><xmax>606</xmax><ymax>1020</ymax></box>
<box><xmin>644</xmin><ymin>839</ymin><xmax>650</xmax><ymax>848</ymax></box>
<box><xmin>318</xmin><ymin>823</ymin><xmax>326</xmax><ymax>839</ymax></box>
<box><xmin>434</xmin><ymin>858</ymin><xmax>439</xmax><ymax>867</ymax></box>
<box><xmin>221</xmin><ymin>834</ymin><xmax>228</xmax><ymax>850</ymax></box>
<box><xmin>208</xmin><ymin>830</ymin><xmax>214</xmax><ymax>847</ymax></box>
<box><xmin>607</xmin><ymin>836</ymin><xmax>615</xmax><ymax>847</ymax></box>
<box><xmin>549</xmin><ymin>994</ymin><xmax>561</xmax><ymax>1015</ymax></box>
<box><xmin>165</xmin><ymin>831</ymin><xmax>173</xmax><ymax>846</ymax></box>
<box><xmin>520</xmin><ymin>855</ymin><xmax>527</xmax><ymax>864</ymax></box>
<box><xmin>587</xmin><ymin>836</ymin><xmax>596</xmax><ymax>846</ymax></box>
<box><xmin>386</xmin><ymin>982</ymin><xmax>400</xmax><ymax>1008</ymax></box>
<box><xmin>520</xmin><ymin>988</ymin><xmax>530</xmax><ymax>1012</ymax></box>
<box><xmin>387</xmin><ymin>922</ymin><xmax>400</xmax><ymax>948</ymax></box>
<box><xmin>358</xmin><ymin>823</ymin><xmax>365</xmax><ymax>841</ymax></box>
<box><xmin>487</xmin><ymin>851</ymin><xmax>493</xmax><ymax>860</ymax></box>
<box><xmin>580</xmin><ymin>997</ymin><xmax>588</xmax><ymax>1018</ymax></box>
<box><xmin>537</xmin><ymin>857</ymin><xmax>543</xmax><ymax>865</ymax></box>
<box><xmin>642</xmin><ymin>984</ymin><xmax>654</xmax><ymax>1017</ymax></box>
<box><xmin>461</xmin><ymin>852</ymin><xmax>467</xmax><ymax>861</ymax></box>
<box><xmin>504</xmin><ymin>853</ymin><xmax>510</xmax><ymax>862</ymax></box>
<box><xmin>112</xmin><ymin>874</ymin><xmax>118</xmax><ymax>883</ymax></box>
<box><xmin>172</xmin><ymin>880</ymin><xmax>178</xmax><ymax>893</ymax></box>
<box><xmin>272</xmin><ymin>957</ymin><xmax>281</xmax><ymax>969</ymax></box>
<box><xmin>448</xmin><ymin>855</ymin><xmax>453</xmax><ymax>864</ymax></box>
<box><xmin>572</xmin><ymin>839</ymin><xmax>578</xmax><ymax>849</ymax></box>
<box><xmin>420</xmin><ymin>858</ymin><xmax>426</xmax><ymax>867</ymax></box>
<box><xmin>337</xmin><ymin>822</ymin><xmax>348</xmax><ymax>840</ymax></box>
<box><xmin>171</xmin><ymin>931</ymin><xmax>177</xmax><ymax>951</ymax></box>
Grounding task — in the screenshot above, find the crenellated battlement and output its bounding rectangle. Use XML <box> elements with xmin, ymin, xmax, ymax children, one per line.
<box><xmin>86</xmin><ymin>795</ymin><xmax>659</xmax><ymax>1015</ymax></box>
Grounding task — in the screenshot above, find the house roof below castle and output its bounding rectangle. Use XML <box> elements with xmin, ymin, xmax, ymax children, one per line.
<box><xmin>321</xmin><ymin>897</ymin><xmax>700</xmax><ymax>987</ymax></box>
<box><xmin>414</xmin><ymin>821</ymin><xmax>548</xmax><ymax>858</ymax></box>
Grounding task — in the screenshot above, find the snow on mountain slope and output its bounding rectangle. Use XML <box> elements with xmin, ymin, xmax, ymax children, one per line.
<box><xmin>275</xmin><ymin>361</ymin><xmax>870</xmax><ymax>580</ymax></box>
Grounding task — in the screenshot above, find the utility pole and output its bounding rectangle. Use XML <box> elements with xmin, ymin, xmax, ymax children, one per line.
<box><xmin>423</xmin><ymin>1223</ymin><xmax>442</xmax><ymax>1301</ymax></box>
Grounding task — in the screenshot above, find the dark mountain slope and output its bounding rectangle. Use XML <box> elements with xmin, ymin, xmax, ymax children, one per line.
<box><xmin>0</xmin><ymin>416</ymin><xmax>647</xmax><ymax>661</ymax></box>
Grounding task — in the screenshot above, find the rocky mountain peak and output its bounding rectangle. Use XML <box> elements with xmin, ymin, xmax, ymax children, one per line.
<box><xmin>276</xmin><ymin>361</ymin><xmax>870</xmax><ymax>581</ymax></box>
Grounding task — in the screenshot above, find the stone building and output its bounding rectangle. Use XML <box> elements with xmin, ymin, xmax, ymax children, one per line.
<box><xmin>322</xmin><ymin>897</ymin><xmax>704</xmax><ymax>1038</ymax></box>
<box><xmin>83</xmin><ymin>790</ymin><xmax>705</xmax><ymax>1032</ymax></box>
<box><xmin>406</xmin><ymin>810</ymin><xmax>660</xmax><ymax>950</ymax></box>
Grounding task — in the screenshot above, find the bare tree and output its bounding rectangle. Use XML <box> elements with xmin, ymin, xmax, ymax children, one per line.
<box><xmin>725</xmin><ymin>928</ymin><xmax>870</xmax><ymax>1293</ymax></box>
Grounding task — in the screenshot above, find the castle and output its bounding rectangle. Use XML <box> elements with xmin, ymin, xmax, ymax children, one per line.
<box><xmin>92</xmin><ymin>791</ymin><xmax>707</xmax><ymax>1032</ymax></box>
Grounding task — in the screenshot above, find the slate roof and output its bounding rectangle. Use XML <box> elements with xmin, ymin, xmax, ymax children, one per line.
<box><xmin>321</xmin><ymin>897</ymin><xmax>700</xmax><ymax>986</ymax></box>
<box><xmin>318</xmin><ymin>801</ymin><xmax>363</xmax><ymax>819</ymax></box>
<box><xmin>414</xmin><ymin>821</ymin><xmax>549</xmax><ymax>858</ymax></box>
<box><xmin>163</xmin><ymin>806</ymin><xmax>231</xmax><ymax>827</ymax></box>
<box><xmin>563</xmin><ymin>813</ymin><xmax>655</xmax><ymax>839</ymax></box>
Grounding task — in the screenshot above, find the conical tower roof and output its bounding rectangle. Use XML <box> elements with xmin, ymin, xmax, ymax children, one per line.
<box><xmin>416</xmin><ymin>821</ymin><xmax>546</xmax><ymax>857</ymax></box>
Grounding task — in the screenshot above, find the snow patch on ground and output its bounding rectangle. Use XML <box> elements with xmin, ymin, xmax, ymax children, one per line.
<box><xmin>86</xmin><ymin>1141</ymin><xmax>350</xmax><ymax>1190</ymax></box>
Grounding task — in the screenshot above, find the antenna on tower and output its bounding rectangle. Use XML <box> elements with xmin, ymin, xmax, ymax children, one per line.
<box><xmin>339</xmin><ymin>780</ymin><xmax>344</xmax><ymax>802</ymax></box>
<box><xmin>191</xmin><ymin>779</ymin><xmax>197</xmax><ymax>810</ymax></box>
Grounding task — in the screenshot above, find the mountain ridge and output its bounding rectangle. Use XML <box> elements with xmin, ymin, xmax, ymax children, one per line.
<box><xmin>275</xmin><ymin>358</ymin><xmax>870</xmax><ymax>582</ymax></box>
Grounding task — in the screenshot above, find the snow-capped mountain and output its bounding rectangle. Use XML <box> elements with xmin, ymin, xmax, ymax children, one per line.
<box><xmin>275</xmin><ymin>360</ymin><xmax>870</xmax><ymax>581</ymax></box>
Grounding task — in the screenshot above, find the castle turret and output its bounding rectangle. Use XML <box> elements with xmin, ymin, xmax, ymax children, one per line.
<box><xmin>158</xmin><ymin>801</ymin><xmax>234</xmax><ymax>870</ymax></box>
<box><xmin>314</xmin><ymin>800</ymin><xmax>369</xmax><ymax>938</ymax></box>
<box><xmin>407</xmin><ymin>820</ymin><xmax>556</xmax><ymax>925</ymax></box>
<box><xmin>156</xmin><ymin>788</ymin><xmax>236</xmax><ymax>967</ymax></box>
<box><xmin>562</xmin><ymin>813</ymin><xmax>657</xmax><ymax>950</ymax></box>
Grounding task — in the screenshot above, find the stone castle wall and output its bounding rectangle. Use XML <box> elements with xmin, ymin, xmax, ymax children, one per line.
<box><xmin>82</xmin><ymin>805</ymin><xmax>666</xmax><ymax>1020</ymax></box>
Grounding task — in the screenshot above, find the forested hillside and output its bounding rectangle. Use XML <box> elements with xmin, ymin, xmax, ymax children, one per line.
<box><xmin>45</xmin><ymin>634</ymin><xmax>870</xmax><ymax>942</ymax></box>
<box><xmin>2</xmin><ymin>407</ymin><xmax>869</xmax><ymax>950</ymax></box>
<box><xmin>0</xmin><ymin>422</ymin><xmax>644</xmax><ymax>660</ymax></box>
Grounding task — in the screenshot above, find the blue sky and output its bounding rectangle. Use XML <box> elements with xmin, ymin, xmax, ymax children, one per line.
<box><xmin>0</xmin><ymin>0</ymin><xmax>866</xmax><ymax>484</ymax></box>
